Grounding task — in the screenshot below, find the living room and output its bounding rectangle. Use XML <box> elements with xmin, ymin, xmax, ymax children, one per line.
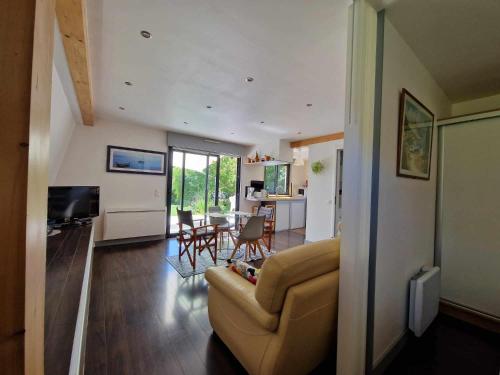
<box><xmin>45</xmin><ymin>0</ymin><xmax>349</xmax><ymax>374</ymax></box>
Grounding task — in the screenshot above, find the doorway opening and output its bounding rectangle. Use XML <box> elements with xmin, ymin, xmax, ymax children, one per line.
<box><xmin>166</xmin><ymin>147</ymin><xmax>241</xmax><ymax>236</ymax></box>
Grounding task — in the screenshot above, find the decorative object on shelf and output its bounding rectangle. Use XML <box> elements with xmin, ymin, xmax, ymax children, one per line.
<box><xmin>311</xmin><ymin>160</ymin><xmax>325</xmax><ymax>175</ymax></box>
<box><xmin>245</xmin><ymin>152</ymin><xmax>275</xmax><ymax>164</ymax></box>
<box><xmin>106</xmin><ymin>145</ymin><xmax>166</xmax><ymax>175</ymax></box>
<box><xmin>397</xmin><ymin>88</ymin><xmax>434</xmax><ymax>180</ymax></box>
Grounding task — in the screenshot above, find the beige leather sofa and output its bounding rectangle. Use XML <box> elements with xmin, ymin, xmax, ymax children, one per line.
<box><xmin>205</xmin><ymin>238</ymin><xmax>340</xmax><ymax>375</ymax></box>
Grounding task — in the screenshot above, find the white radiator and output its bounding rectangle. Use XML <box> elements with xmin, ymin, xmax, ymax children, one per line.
<box><xmin>409</xmin><ymin>266</ymin><xmax>441</xmax><ymax>337</ymax></box>
<box><xmin>103</xmin><ymin>208</ymin><xmax>166</xmax><ymax>240</ymax></box>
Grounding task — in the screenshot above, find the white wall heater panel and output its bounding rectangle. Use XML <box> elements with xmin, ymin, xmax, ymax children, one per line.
<box><xmin>104</xmin><ymin>208</ymin><xmax>166</xmax><ymax>240</ymax></box>
<box><xmin>409</xmin><ymin>266</ymin><xmax>440</xmax><ymax>337</ymax></box>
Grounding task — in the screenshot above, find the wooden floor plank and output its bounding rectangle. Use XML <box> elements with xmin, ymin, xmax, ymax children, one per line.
<box><xmin>85</xmin><ymin>231</ymin><xmax>307</xmax><ymax>374</ymax></box>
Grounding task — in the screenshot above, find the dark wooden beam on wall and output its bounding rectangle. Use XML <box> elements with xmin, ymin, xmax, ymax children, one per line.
<box><xmin>0</xmin><ymin>0</ymin><xmax>56</xmax><ymax>373</ymax></box>
<box><xmin>56</xmin><ymin>0</ymin><xmax>94</xmax><ymax>125</ymax></box>
<box><xmin>290</xmin><ymin>132</ymin><xmax>345</xmax><ymax>148</ymax></box>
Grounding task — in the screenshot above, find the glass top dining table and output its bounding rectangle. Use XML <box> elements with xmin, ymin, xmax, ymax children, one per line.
<box><xmin>207</xmin><ymin>211</ymin><xmax>254</xmax><ymax>218</ymax></box>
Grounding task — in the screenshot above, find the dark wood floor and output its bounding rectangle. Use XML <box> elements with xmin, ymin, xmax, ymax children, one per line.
<box><xmin>385</xmin><ymin>314</ymin><xmax>500</xmax><ymax>375</ymax></box>
<box><xmin>85</xmin><ymin>230</ymin><xmax>337</xmax><ymax>375</ymax></box>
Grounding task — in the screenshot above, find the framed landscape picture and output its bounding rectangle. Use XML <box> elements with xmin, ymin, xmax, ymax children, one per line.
<box><xmin>397</xmin><ymin>89</ymin><xmax>434</xmax><ymax>180</ymax></box>
<box><xmin>107</xmin><ymin>146</ymin><xmax>166</xmax><ymax>175</ymax></box>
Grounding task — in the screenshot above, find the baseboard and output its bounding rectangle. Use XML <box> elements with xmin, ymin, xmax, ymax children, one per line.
<box><xmin>371</xmin><ymin>330</ymin><xmax>409</xmax><ymax>375</ymax></box>
<box><xmin>440</xmin><ymin>299</ymin><xmax>500</xmax><ymax>334</ymax></box>
<box><xmin>94</xmin><ymin>234</ymin><xmax>165</xmax><ymax>247</ymax></box>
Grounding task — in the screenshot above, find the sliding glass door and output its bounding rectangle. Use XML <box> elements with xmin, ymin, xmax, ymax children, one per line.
<box><xmin>166</xmin><ymin>148</ymin><xmax>240</xmax><ymax>236</ymax></box>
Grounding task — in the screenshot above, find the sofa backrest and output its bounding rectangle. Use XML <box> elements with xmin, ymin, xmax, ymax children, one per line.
<box><xmin>255</xmin><ymin>238</ymin><xmax>340</xmax><ymax>314</ymax></box>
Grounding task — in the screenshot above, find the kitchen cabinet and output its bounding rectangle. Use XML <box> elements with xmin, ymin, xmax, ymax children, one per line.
<box><xmin>290</xmin><ymin>200</ymin><xmax>306</xmax><ymax>229</ymax></box>
<box><xmin>246</xmin><ymin>196</ymin><xmax>307</xmax><ymax>232</ymax></box>
<box><xmin>275</xmin><ymin>201</ymin><xmax>290</xmax><ymax>231</ymax></box>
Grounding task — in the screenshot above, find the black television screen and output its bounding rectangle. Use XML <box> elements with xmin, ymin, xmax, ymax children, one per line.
<box><xmin>48</xmin><ymin>186</ymin><xmax>100</xmax><ymax>222</ymax></box>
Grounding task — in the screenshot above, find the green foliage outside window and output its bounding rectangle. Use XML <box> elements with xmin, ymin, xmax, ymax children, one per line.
<box><xmin>171</xmin><ymin>155</ymin><xmax>237</xmax><ymax>215</ymax></box>
<box><xmin>264</xmin><ymin>164</ymin><xmax>290</xmax><ymax>195</ymax></box>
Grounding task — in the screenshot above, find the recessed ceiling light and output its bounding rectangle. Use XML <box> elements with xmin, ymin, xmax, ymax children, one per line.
<box><xmin>246</xmin><ymin>77</ymin><xmax>254</xmax><ymax>83</ymax></box>
<box><xmin>119</xmin><ymin>106</ymin><xmax>125</xmax><ymax>110</ymax></box>
<box><xmin>184</xmin><ymin>121</ymin><xmax>189</xmax><ymax>125</ymax></box>
<box><xmin>124</xmin><ymin>81</ymin><xmax>133</xmax><ymax>86</ymax></box>
<box><xmin>206</xmin><ymin>105</ymin><xmax>212</xmax><ymax>109</ymax></box>
<box><xmin>230</xmin><ymin>132</ymin><xmax>235</xmax><ymax>135</ymax></box>
<box><xmin>140</xmin><ymin>30</ymin><xmax>152</xmax><ymax>39</ymax></box>
<box><xmin>260</xmin><ymin>121</ymin><xmax>265</xmax><ymax>125</ymax></box>
<box><xmin>297</xmin><ymin>131</ymin><xmax>302</xmax><ymax>135</ymax></box>
<box><xmin>306</xmin><ymin>103</ymin><xmax>312</xmax><ymax>107</ymax></box>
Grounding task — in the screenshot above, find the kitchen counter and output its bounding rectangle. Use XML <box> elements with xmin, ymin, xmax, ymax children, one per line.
<box><xmin>245</xmin><ymin>195</ymin><xmax>306</xmax><ymax>202</ymax></box>
<box><xmin>245</xmin><ymin>196</ymin><xmax>307</xmax><ymax>231</ymax></box>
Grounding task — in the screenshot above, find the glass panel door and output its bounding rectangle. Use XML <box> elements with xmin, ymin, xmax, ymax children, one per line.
<box><xmin>207</xmin><ymin>155</ymin><xmax>219</xmax><ymax>209</ymax></box>
<box><xmin>167</xmin><ymin>149</ymin><xmax>240</xmax><ymax>236</ymax></box>
<box><xmin>218</xmin><ymin>155</ymin><xmax>238</xmax><ymax>213</ymax></box>
<box><xmin>182</xmin><ymin>152</ymin><xmax>208</xmax><ymax>218</ymax></box>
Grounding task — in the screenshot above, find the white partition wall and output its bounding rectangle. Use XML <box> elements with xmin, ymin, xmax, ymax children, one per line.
<box><xmin>437</xmin><ymin>113</ymin><xmax>500</xmax><ymax>319</ymax></box>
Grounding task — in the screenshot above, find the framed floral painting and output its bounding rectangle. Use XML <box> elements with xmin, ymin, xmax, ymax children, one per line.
<box><xmin>397</xmin><ymin>89</ymin><xmax>434</xmax><ymax>180</ymax></box>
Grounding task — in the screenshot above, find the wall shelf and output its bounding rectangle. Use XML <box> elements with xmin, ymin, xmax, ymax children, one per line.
<box><xmin>244</xmin><ymin>160</ymin><xmax>290</xmax><ymax>166</ymax></box>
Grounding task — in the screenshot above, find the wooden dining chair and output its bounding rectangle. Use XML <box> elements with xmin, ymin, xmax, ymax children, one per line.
<box><xmin>257</xmin><ymin>206</ymin><xmax>275</xmax><ymax>251</ymax></box>
<box><xmin>229</xmin><ymin>215</ymin><xmax>266</xmax><ymax>262</ymax></box>
<box><xmin>177</xmin><ymin>209</ymin><xmax>218</xmax><ymax>269</ymax></box>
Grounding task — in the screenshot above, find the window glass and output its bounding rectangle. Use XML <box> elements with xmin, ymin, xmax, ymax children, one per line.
<box><xmin>264</xmin><ymin>166</ymin><xmax>276</xmax><ymax>193</ymax></box>
<box><xmin>264</xmin><ymin>164</ymin><xmax>290</xmax><ymax>195</ymax></box>
<box><xmin>276</xmin><ymin>165</ymin><xmax>289</xmax><ymax>194</ymax></box>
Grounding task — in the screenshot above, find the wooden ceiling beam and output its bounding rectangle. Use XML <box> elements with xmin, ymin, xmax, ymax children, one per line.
<box><xmin>56</xmin><ymin>0</ymin><xmax>94</xmax><ymax>125</ymax></box>
<box><xmin>290</xmin><ymin>132</ymin><xmax>344</xmax><ymax>148</ymax></box>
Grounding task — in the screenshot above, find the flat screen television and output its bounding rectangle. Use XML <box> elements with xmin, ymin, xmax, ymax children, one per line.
<box><xmin>48</xmin><ymin>186</ymin><xmax>100</xmax><ymax>223</ymax></box>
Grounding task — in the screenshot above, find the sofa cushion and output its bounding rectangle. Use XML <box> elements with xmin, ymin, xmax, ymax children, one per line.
<box><xmin>227</xmin><ymin>259</ymin><xmax>260</xmax><ymax>285</ymax></box>
<box><xmin>255</xmin><ymin>238</ymin><xmax>340</xmax><ymax>314</ymax></box>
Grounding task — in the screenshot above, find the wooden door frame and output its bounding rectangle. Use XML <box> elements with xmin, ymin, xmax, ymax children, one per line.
<box><xmin>0</xmin><ymin>0</ymin><xmax>56</xmax><ymax>373</ymax></box>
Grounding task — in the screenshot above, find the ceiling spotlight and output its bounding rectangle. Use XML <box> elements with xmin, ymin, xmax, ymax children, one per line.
<box><xmin>297</xmin><ymin>131</ymin><xmax>302</xmax><ymax>135</ymax></box>
<box><xmin>206</xmin><ymin>105</ymin><xmax>212</xmax><ymax>109</ymax></box>
<box><xmin>140</xmin><ymin>30</ymin><xmax>152</xmax><ymax>39</ymax></box>
<box><xmin>306</xmin><ymin>103</ymin><xmax>312</xmax><ymax>107</ymax></box>
<box><xmin>260</xmin><ymin>121</ymin><xmax>265</xmax><ymax>125</ymax></box>
<box><xmin>183</xmin><ymin>121</ymin><xmax>189</xmax><ymax>125</ymax></box>
<box><xmin>246</xmin><ymin>77</ymin><xmax>254</xmax><ymax>83</ymax></box>
<box><xmin>119</xmin><ymin>106</ymin><xmax>125</xmax><ymax>110</ymax></box>
<box><xmin>230</xmin><ymin>132</ymin><xmax>235</xmax><ymax>135</ymax></box>
<box><xmin>124</xmin><ymin>81</ymin><xmax>133</xmax><ymax>86</ymax></box>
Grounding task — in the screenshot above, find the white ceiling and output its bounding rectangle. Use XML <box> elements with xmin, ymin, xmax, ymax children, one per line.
<box><xmin>86</xmin><ymin>0</ymin><xmax>350</xmax><ymax>145</ymax></box>
<box><xmin>385</xmin><ymin>0</ymin><xmax>500</xmax><ymax>102</ymax></box>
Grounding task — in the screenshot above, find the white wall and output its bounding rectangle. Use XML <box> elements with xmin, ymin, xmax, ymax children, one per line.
<box><xmin>291</xmin><ymin>162</ymin><xmax>308</xmax><ymax>191</ymax></box>
<box><xmin>305</xmin><ymin>140</ymin><xmax>343</xmax><ymax>242</ymax></box>
<box><xmin>55</xmin><ymin>120</ymin><xmax>168</xmax><ymax>241</ymax></box>
<box><xmin>49</xmin><ymin>65</ymin><xmax>77</xmax><ymax>184</ymax></box>
<box><xmin>451</xmin><ymin>92</ymin><xmax>500</xmax><ymax>117</ymax></box>
<box><xmin>372</xmin><ymin>19</ymin><xmax>451</xmax><ymax>366</ymax></box>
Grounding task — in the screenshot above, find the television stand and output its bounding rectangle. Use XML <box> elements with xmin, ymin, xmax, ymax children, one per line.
<box><xmin>45</xmin><ymin>223</ymin><xmax>94</xmax><ymax>375</ymax></box>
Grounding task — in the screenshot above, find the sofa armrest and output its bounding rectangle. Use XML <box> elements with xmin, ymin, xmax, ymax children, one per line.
<box><xmin>205</xmin><ymin>267</ymin><xmax>279</xmax><ymax>331</ymax></box>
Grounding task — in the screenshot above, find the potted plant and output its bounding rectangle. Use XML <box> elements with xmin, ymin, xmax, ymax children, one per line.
<box><xmin>311</xmin><ymin>161</ymin><xmax>325</xmax><ymax>175</ymax></box>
